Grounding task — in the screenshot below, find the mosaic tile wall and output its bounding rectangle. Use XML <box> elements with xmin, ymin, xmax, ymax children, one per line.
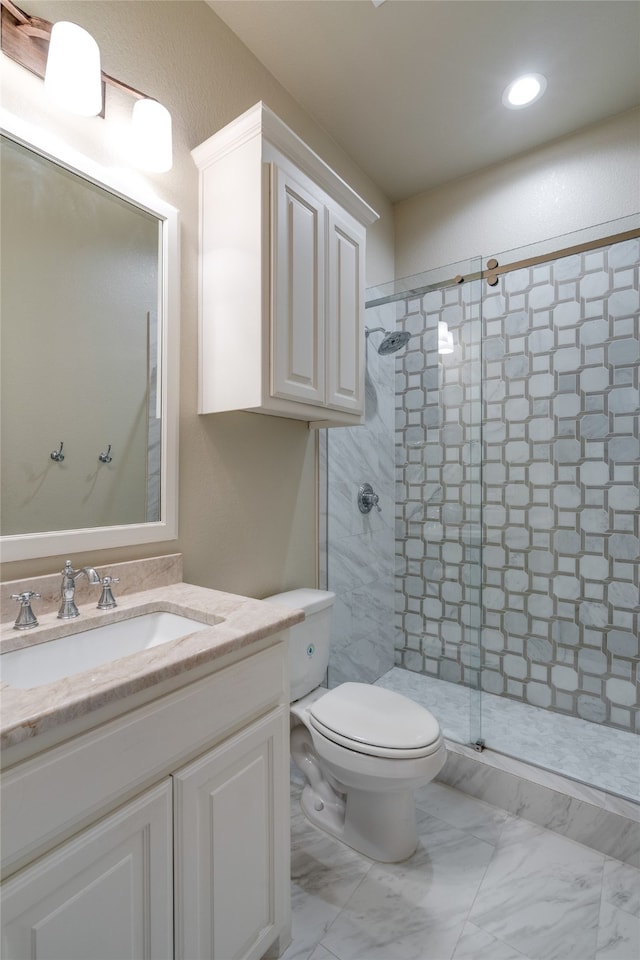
<box><xmin>395</xmin><ymin>236</ymin><xmax>640</xmax><ymax>733</ymax></box>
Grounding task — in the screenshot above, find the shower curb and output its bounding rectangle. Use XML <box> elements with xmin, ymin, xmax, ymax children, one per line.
<box><xmin>437</xmin><ymin>740</ymin><xmax>639</xmax><ymax>868</ymax></box>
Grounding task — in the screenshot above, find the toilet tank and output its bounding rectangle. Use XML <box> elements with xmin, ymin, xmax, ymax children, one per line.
<box><xmin>262</xmin><ymin>589</ymin><xmax>335</xmax><ymax>701</ymax></box>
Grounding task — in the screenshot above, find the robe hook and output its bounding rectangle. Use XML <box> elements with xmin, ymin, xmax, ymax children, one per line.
<box><xmin>50</xmin><ymin>441</ymin><xmax>64</xmax><ymax>462</ymax></box>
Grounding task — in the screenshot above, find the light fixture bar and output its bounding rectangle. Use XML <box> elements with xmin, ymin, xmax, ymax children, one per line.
<box><xmin>0</xmin><ymin>0</ymin><xmax>173</xmax><ymax>170</ymax></box>
<box><xmin>2</xmin><ymin>0</ymin><xmax>53</xmax><ymax>78</ymax></box>
<box><xmin>1</xmin><ymin>0</ymin><xmax>151</xmax><ymax>103</ymax></box>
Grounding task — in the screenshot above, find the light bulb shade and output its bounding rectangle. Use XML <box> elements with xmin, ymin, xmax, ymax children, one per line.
<box><xmin>131</xmin><ymin>99</ymin><xmax>173</xmax><ymax>172</ymax></box>
<box><xmin>44</xmin><ymin>22</ymin><xmax>102</xmax><ymax>117</ymax></box>
<box><xmin>438</xmin><ymin>321</ymin><xmax>454</xmax><ymax>355</ymax></box>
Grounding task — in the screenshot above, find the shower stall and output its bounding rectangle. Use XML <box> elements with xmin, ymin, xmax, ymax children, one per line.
<box><xmin>322</xmin><ymin>216</ymin><xmax>639</xmax><ymax>803</ymax></box>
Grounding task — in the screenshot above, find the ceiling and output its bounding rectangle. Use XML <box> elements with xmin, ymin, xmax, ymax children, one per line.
<box><xmin>207</xmin><ymin>0</ymin><xmax>640</xmax><ymax>203</ymax></box>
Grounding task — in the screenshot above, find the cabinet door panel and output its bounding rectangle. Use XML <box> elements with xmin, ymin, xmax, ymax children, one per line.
<box><xmin>174</xmin><ymin>708</ymin><xmax>289</xmax><ymax>960</ymax></box>
<box><xmin>326</xmin><ymin>210</ymin><xmax>365</xmax><ymax>413</ymax></box>
<box><xmin>271</xmin><ymin>166</ymin><xmax>325</xmax><ymax>405</ymax></box>
<box><xmin>1</xmin><ymin>782</ymin><xmax>173</xmax><ymax>960</ymax></box>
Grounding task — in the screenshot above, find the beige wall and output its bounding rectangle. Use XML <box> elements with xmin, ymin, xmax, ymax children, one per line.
<box><xmin>0</xmin><ymin>1</ymin><xmax>394</xmax><ymax>596</ymax></box>
<box><xmin>394</xmin><ymin>107</ymin><xmax>640</xmax><ymax>278</ymax></box>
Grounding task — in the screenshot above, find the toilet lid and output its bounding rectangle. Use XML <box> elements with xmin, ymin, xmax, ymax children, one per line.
<box><xmin>308</xmin><ymin>682</ymin><xmax>441</xmax><ymax>753</ymax></box>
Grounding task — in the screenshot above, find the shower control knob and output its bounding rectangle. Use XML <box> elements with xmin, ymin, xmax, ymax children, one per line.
<box><xmin>358</xmin><ymin>482</ymin><xmax>381</xmax><ymax>514</ymax></box>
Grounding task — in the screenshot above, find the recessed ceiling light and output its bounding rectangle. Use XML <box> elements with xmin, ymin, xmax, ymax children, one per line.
<box><xmin>502</xmin><ymin>73</ymin><xmax>547</xmax><ymax>109</ymax></box>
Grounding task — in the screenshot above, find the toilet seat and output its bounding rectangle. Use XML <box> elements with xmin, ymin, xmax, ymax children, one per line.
<box><xmin>308</xmin><ymin>682</ymin><xmax>442</xmax><ymax>760</ymax></box>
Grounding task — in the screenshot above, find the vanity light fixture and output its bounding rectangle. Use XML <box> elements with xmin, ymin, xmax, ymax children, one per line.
<box><xmin>44</xmin><ymin>20</ymin><xmax>102</xmax><ymax>116</ymax></box>
<box><xmin>0</xmin><ymin>0</ymin><xmax>173</xmax><ymax>171</ymax></box>
<box><xmin>130</xmin><ymin>97</ymin><xmax>173</xmax><ymax>173</ymax></box>
<box><xmin>502</xmin><ymin>73</ymin><xmax>547</xmax><ymax>109</ymax></box>
<box><xmin>438</xmin><ymin>321</ymin><xmax>454</xmax><ymax>355</ymax></box>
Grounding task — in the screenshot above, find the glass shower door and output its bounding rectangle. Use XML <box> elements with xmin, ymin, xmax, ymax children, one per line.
<box><xmin>364</xmin><ymin>257</ymin><xmax>484</xmax><ymax>749</ymax></box>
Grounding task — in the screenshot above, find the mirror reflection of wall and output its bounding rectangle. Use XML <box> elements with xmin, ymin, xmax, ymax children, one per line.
<box><xmin>0</xmin><ymin>134</ymin><xmax>162</xmax><ymax>537</ymax></box>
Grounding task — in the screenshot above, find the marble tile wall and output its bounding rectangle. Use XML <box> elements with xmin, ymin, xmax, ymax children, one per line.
<box><xmin>394</xmin><ymin>236</ymin><xmax>640</xmax><ymax>734</ymax></box>
<box><xmin>325</xmin><ymin>298</ymin><xmax>396</xmax><ymax>687</ymax></box>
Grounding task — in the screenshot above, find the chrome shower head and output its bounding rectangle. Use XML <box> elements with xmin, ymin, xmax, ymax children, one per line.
<box><xmin>377</xmin><ymin>330</ymin><xmax>412</xmax><ymax>355</ymax></box>
<box><xmin>365</xmin><ymin>327</ymin><xmax>412</xmax><ymax>355</ymax></box>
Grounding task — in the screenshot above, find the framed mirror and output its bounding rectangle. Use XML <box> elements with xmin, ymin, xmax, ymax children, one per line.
<box><xmin>0</xmin><ymin>111</ymin><xmax>179</xmax><ymax>561</ymax></box>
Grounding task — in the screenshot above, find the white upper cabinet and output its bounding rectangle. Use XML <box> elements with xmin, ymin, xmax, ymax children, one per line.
<box><xmin>271</xmin><ymin>166</ymin><xmax>326</xmax><ymax>408</ymax></box>
<box><xmin>192</xmin><ymin>103</ymin><xmax>378</xmax><ymax>426</ymax></box>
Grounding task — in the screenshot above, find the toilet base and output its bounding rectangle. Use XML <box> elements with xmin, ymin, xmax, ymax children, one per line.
<box><xmin>298</xmin><ymin>777</ymin><xmax>419</xmax><ymax>863</ymax></box>
<box><xmin>343</xmin><ymin>787</ymin><xmax>419</xmax><ymax>862</ymax></box>
<box><xmin>291</xmin><ymin>714</ymin><xmax>439</xmax><ymax>863</ymax></box>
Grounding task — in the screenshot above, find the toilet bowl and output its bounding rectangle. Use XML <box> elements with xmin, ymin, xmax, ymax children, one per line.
<box><xmin>264</xmin><ymin>589</ymin><xmax>446</xmax><ymax>862</ymax></box>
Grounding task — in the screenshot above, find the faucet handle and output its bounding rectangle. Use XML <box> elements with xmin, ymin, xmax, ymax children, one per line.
<box><xmin>97</xmin><ymin>576</ymin><xmax>120</xmax><ymax>610</ymax></box>
<box><xmin>11</xmin><ymin>591</ymin><xmax>42</xmax><ymax>630</ymax></box>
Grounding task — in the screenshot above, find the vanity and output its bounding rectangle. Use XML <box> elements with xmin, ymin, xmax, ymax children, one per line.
<box><xmin>0</xmin><ymin>556</ymin><xmax>302</xmax><ymax>960</ymax></box>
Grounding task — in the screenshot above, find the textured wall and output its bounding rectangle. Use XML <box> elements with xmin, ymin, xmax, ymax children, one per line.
<box><xmin>394</xmin><ymin>234</ymin><xmax>639</xmax><ymax>733</ymax></box>
<box><xmin>394</xmin><ymin>107</ymin><xmax>640</xmax><ymax>277</ymax></box>
<box><xmin>0</xmin><ymin>1</ymin><xmax>394</xmax><ymax>595</ymax></box>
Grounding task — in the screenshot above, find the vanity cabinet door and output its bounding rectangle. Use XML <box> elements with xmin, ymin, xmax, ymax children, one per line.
<box><xmin>1</xmin><ymin>781</ymin><xmax>173</xmax><ymax>960</ymax></box>
<box><xmin>173</xmin><ymin>707</ymin><xmax>290</xmax><ymax>960</ymax></box>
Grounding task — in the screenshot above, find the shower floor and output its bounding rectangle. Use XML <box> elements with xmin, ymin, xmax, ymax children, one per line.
<box><xmin>375</xmin><ymin>667</ymin><xmax>640</xmax><ymax>803</ymax></box>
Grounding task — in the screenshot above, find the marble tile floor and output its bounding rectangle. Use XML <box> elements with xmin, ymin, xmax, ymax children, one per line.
<box><xmin>374</xmin><ymin>669</ymin><xmax>640</xmax><ymax>803</ymax></box>
<box><xmin>283</xmin><ymin>777</ymin><xmax>640</xmax><ymax>960</ymax></box>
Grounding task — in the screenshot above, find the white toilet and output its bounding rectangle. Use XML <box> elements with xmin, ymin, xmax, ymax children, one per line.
<box><xmin>264</xmin><ymin>588</ymin><xmax>446</xmax><ymax>863</ymax></box>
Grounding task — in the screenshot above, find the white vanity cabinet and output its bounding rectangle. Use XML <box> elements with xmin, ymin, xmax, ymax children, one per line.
<box><xmin>174</xmin><ymin>708</ymin><xmax>289</xmax><ymax>960</ymax></box>
<box><xmin>192</xmin><ymin>102</ymin><xmax>379</xmax><ymax>426</ymax></box>
<box><xmin>0</xmin><ymin>640</ymin><xmax>290</xmax><ymax>960</ymax></box>
<box><xmin>1</xmin><ymin>782</ymin><xmax>174</xmax><ymax>960</ymax></box>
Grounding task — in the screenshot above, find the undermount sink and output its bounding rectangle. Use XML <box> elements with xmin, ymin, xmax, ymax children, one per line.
<box><xmin>0</xmin><ymin>611</ymin><xmax>209</xmax><ymax>690</ymax></box>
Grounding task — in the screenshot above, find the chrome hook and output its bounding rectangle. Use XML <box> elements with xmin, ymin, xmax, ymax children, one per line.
<box><xmin>98</xmin><ymin>444</ymin><xmax>113</xmax><ymax>463</ymax></box>
<box><xmin>50</xmin><ymin>441</ymin><xmax>65</xmax><ymax>462</ymax></box>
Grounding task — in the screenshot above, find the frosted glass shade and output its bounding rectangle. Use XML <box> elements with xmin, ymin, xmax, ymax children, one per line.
<box><xmin>44</xmin><ymin>22</ymin><xmax>102</xmax><ymax>117</ymax></box>
<box><xmin>131</xmin><ymin>99</ymin><xmax>173</xmax><ymax>173</ymax></box>
<box><xmin>438</xmin><ymin>321</ymin><xmax>454</xmax><ymax>354</ymax></box>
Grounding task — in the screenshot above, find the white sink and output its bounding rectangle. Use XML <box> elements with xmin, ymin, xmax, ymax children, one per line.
<box><xmin>0</xmin><ymin>611</ymin><xmax>209</xmax><ymax>689</ymax></box>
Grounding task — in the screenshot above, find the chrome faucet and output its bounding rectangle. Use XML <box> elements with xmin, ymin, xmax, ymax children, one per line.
<box><xmin>58</xmin><ymin>560</ymin><xmax>101</xmax><ymax>619</ymax></box>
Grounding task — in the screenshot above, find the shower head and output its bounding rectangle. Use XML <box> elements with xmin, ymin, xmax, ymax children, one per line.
<box><xmin>365</xmin><ymin>327</ymin><xmax>412</xmax><ymax>355</ymax></box>
<box><xmin>378</xmin><ymin>330</ymin><xmax>412</xmax><ymax>355</ymax></box>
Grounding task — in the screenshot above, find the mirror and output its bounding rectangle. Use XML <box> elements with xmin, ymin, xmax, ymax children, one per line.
<box><xmin>0</xmin><ymin>111</ymin><xmax>179</xmax><ymax>561</ymax></box>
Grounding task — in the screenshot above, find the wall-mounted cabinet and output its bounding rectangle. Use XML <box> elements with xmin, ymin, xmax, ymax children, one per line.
<box><xmin>192</xmin><ymin>103</ymin><xmax>379</xmax><ymax>427</ymax></box>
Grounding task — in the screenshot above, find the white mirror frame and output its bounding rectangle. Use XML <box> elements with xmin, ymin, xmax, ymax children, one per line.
<box><xmin>0</xmin><ymin>110</ymin><xmax>180</xmax><ymax>562</ymax></box>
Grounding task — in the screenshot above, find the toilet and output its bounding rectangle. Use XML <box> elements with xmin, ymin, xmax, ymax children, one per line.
<box><xmin>263</xmin><ymin>588</ymin><xmax>446</xmax><ymax>863</ymax></box>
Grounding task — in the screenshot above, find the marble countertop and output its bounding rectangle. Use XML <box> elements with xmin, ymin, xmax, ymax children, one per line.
<box><xmin>0</xmin><ymin>582</ymin><xmax>303</xmax><ymax>752</ymax></box>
